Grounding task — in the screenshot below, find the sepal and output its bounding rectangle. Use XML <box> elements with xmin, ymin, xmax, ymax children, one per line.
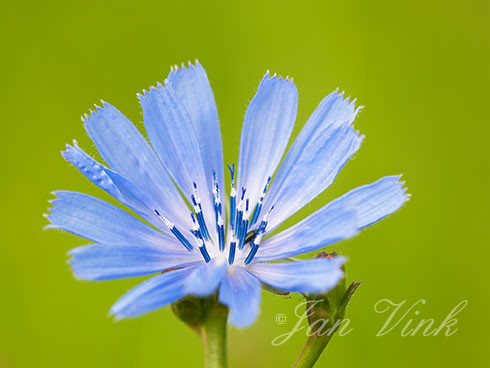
<box><xmin>171</xmin><ymin>295</ymin><xmax>206</xmax><ymax>334</ymax></box>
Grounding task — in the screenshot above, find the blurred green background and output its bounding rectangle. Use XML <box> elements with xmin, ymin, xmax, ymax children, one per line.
<box><xmin>1</xmin><ymin>0</ymin><xmax>489</xmax><ymax>367</ymax></box>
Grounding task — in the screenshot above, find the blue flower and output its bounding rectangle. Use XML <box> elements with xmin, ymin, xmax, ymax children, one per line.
<box><xmin>46</xmin><ymin>61</ymin><xmax>408</xmax><ymax>327</ymax></box>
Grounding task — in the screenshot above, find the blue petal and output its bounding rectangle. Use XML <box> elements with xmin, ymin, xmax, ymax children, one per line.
<box><xmin>185</xmin><ymin>258</ymin><xmax>227</xmax><ymax>296</ymax></box>
<box><xmin>83</xmin><ymin>102</ymin><xmax>191</xmax><ymax>230</ymax></box>
<box><xmin>248</xmin><ymin>257</ymin><xmax>345</xmax><ymax>294</ymax></box>
<box><xmin>46</xmin><ymin>191</ymin><xmax>180</xmax><ymax>250</ymax></box>
<box><xmin>110</xmin><ymin>266</ymin><xmax>196</xmax><ymax>319</ymax></box>
<box><xmin>328</xmin><ymin>175</ymin><xmax>409</xmax><ymax>228</ymax></box>
<box><xmin>61</xmin><ymin>143</ymin><xmax>169</xmax><ymax>232</ymax></box>
<box><xmin>101</xmin><ymin>169</ymin><xmax>187</xmax><ymax>235</ymax></box>
<box><xmin>167</xmin><ymin>61</ymin><xmax>225</xmax><ymax>207</ymax></box>
<box><xmin>260</xmin><ymin>93</ymin><xmax>363</xmax><ymax>231</ymax></box>
<box><xmin>139</xmin><ymin>82</ymin><xmax>216</xmax><ymax>239</ymax></box>
<box><xmin>69</xmin><ymin>244</ymin><xmax>200</xmax><ymax>281</ymax></box>
<box><xmin>62</xmin><ymin>141</ymin><xmax>123</xmax><ymax>202</ymax></box>
<box><xmin>111</xmin><ymin>262</ymin><xmax>225</xmax><ymax>319</ymax></box>
<box><xmin>237</xmin><ymin>72</ymin><xmax>298</xmax><ymax>211</ymax></box>
<box><xmin>218</xmin><ymin>266</ymin><xmax>261</xmax><ymax>328</ymax></box>
<box><xmin>255</xmin><ymin>203</ymin><xmax>358</xmax><ymax>261</ymax></box>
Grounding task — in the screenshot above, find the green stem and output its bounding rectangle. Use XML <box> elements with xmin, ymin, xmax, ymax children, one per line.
<box><xmin>200</xmin><ymin>300</ymin><xmax>229</xmax><ymax>368</ymax></box>
<box><xmin>292</xmin><ymin>333</ymin><xmax>333</xmax><ymax>368</ymax></box>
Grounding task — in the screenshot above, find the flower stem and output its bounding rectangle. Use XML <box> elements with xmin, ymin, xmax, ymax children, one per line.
<box><xmin>200</xmin><ymin>299</ymin><xmax>229</xmax><ymax>368</ymax></box>
<box><xmin>292</xmin><ymin>333</ymin><xmax>333</xmax><ymax>368</ymax></box>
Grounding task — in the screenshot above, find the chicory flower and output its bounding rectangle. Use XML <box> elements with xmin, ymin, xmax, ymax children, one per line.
<box><xmin>46</xmin><ymin>61</ymin><xmax>408</xmax><ymax>327</ymax></box>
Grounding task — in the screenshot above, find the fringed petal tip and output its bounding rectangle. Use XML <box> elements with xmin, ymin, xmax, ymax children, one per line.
<box><xmin>322</xmin><ymin>88</ymin><xmax>363</xmax><ymax>126</ymax></box>
<box><xmin>42</xmin><ymin>222</ymin><xmax>56</xmax><ymax>231</ymax></box>
<box><xmin>60</xmin><ymin>141</ymin><xmax>79</xmax><ymax>160</ymax></box>
<box><xmin>80</xmin><ymin>101</ymin><xmax>110</xmax><ymax>122</ymax></box>
<box><xmin>389</xmin><ymin>174</ymin><xmax>411</xmax><ymax>202</ymax></box>
<box><xmin>43</xmin><ymin>191</ymin><xmax>61</xmax><ymax>227</ymax></box>
<box><xmin>109</xmin><ymin>310</ymin><xmax>124</xmax><ymax>322</ymax></box>
<box><xmin>67</xmin><ymin>245</ymin><xmax>85</xmax><ymax>256</ymax></box>
<box><xmin>335</xmin><ymin>175</ymin><xmax>410</xmax><ymax>229</ymax></box>
<box><xmin>138</xmin><ymin>60</ymin><xmax>206</xmax><ymax>99</ymax></box>
<box><xmin>109</xmin><ymin>303</ymin><xmax>141</xmax><ymax>321</ymax></box>
<box><xmin>65</xmin><ymin>246</ymin><xmax>94</xmax><ymax>281</ymax></box>
<box><xmin>169</xmin><ymin>59</ymin><xmax>202</xmax><ymax>75</ymax></box>
<box><xmin>137</xmin><ymin>86</ymin><xmax>157</xmax><ymax>99</ymax></box>
<box><xmin>108</xmin><ymin>304</ymin><xmax>125</xmax><ymax>321</ymax></box>
<box><xmin>137</xmin><ymin>80</ymin><xmax>176</xmax><ymax>101</ymax></box>
<box><xmin>399</xmin><ymin>176</ymin><xmax>411</xmax><ymax>202</ymax></box>
<box><xmin>261</xmin><ymin>69</ymin><xmax>295</xmax><ymax>84</ymax></box>
<box><xmin>61</xmin><ymin>139</ymin><xmax>80</xmax><ymax>153</ymax></box>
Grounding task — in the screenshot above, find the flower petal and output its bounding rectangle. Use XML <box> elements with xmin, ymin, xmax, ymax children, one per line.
<box><xmin>237</xmin><ymin>72</ymin><xmax>298</xmax><ymax>211</ymax></box>
<box><xmin>83</xmin><ymin>102</ymin><xmax>190</xmax><ymax>229</ymax></box>
<box><xmin>328</xmin><ymin>175</ymin><xmax>409</xmax><ymax>229</ymax></box>
<box><xmin>110</xmin><ymin>266</ymin><xmax>196</xmax><ymax>319</ymax></box>
<box><xmin>167</xmin><ymin>61</ymin><xmax>225</xmax><ymax>204</ymax></box>
<box><xmin>139</xmin><ymin>82</ymin><xmax>216</xmax><ymax>239</ymax></box>
<box><xmin>46</xmin><ymin>191</ymin><xmax>179</xmax><ymax>250</ymax></box>
<box><xmin>110</xmin><ymin>262</ymin><xmax>224</xmax><ymax>319</ymax></box>
<box><xmin>185</xmin><ymin>258</ymin><xmax>227</xmax><ymax>296</ymax></box>
<box><xmin>248</xmin><ymin>258</ymin><xmax>345</xmax><ymax>294</ymax></box>
<box><xmin>219</xmin><ymin>266</ymin><xmax>261</xmax><ymax>328</ymax></box>
<box><xmin>62</xmin><ymin>141</ymin><xmax>123</xmax><ymax>202</ymax></box>
<box><xmin>260</xmin><ymin>93</ymin><xmax>363</xmax><ymax>231</ymax></box>
<box><xmin>61</xmin><ymin>143</ymin><xmax>168</xmax><ymax>231</ymax></box>
<box><xmin>69</xmin><ymin>244</ymin><xmax>199</xmax><ymax>281</ymax></box>
<box><xmin>255</xmin><ymin>203</ymin><xmax>358</xmax><ymax>262</ymax></box>
<box><xmin>253</xmin><ymin>176</ymin><xmax>408</xmax><ymax>261</ymax></box>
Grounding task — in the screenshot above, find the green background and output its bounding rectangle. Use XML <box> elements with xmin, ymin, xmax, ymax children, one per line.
<box><xmin>1</xmin><ymin>0</ymin><xmax>489</xmax><ymax>366</ymax></box>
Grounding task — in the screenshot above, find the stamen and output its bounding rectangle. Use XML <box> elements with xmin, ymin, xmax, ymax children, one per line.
<box><xmin>212</xmin><ymin>171</ymin><xmax>220</xmax><ymax>217</ymax></box>
<box><xmin>244</xmin><ymin>234</ymin><xmax>262</xmax><ymax>265</ymax></box>
<box><xmin>238</xmin><ymin>199</ymin><xmax>250</xmax><ymax>250</ymax></box>
<box><xmin>227</xmin><ymin>163</ymin><xmax>235</xmax><ymax>188</ymax></box>
<box><xmin>257</xmin><ymin>204</ymin><xmax>274</xmax><ymax>234</ymax></box>
<box><xmin>228</xmin><ymin>239</ymin><xmax>236</xmax><ymax>264</ymax></box>
<box><xmin>238</xmin><ymin>218</ymin><xmax>249</xmax><ymax>249</ymax></box>
<box><xmin>217</xmin><ymin>215</ymin><xmax>225</xmax><ymax>251</ymax></box>
<box><xmin>235</xmin><ymin>194</ymin><xmax>244</xmax><ymax>234</ymax></box>
<box><xmin>228</xmin><ymin>164</ymin><xmax>236</xmax><ymax>229</ymax></box>
<box><xmin>154</xmin><ymin>210</ymin><xmax>193</xmax><ymax>251</ymax></box>
<box><xmin>228</xmin><ymin>231</ymin><xmax>238</xmax><ymax>265</ymax></box>
<box><xmin>244</xmin><ymin>206</ymin><xmax>274</xmax><ymax>265</ymax></box>
<box><xmin>233</xmin><ymin>188</ymin><xmax>247</xmax><ymax>242</ymax></box>
<box><xmin>250</xmin><ymin>176</ymin><xmax>271</xmax><ymax>226</ymax></box>
<box><xmin>199</xmin><ymin>245</ymin><xmax>211</xmax><ymax>263</ymax></box>
<box><xmin>212</xmin><ymin>172</ymin><xmax>225</xmax><ymax>252</ymax></box>
<box><xmin>191</xmin><ymin>183</ymin><xmax>210</xmax><ymax>241</ymax></box>
<box><xmin>190</xmin><ymin>212</ymin><xmax>200</xmax><ymax>236</ymax></box>
<box><xmin>191</xmin><ymin>213</ymin><xmax>211</xmax><ymax>263</ymax></box>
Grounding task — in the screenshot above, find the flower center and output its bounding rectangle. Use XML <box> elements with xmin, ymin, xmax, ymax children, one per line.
<box><xmin>155</xmin><ymin>164</ymin><xmax>273</xmax><ymax>266</ymax></box>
